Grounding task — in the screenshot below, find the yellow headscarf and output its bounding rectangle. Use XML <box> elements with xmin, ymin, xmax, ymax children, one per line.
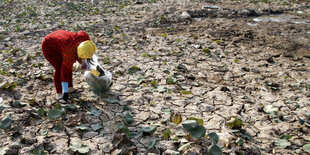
<box><xmin>77</xmin><ymin>40</ymin><xmax>97</xmax><ymax>58</ymax></box>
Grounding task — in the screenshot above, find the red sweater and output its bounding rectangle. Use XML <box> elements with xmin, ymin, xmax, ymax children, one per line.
<box><xmin>42</xmin><ymin>30</ymin><xmax>90</xmax><ymax>82</ymax></box>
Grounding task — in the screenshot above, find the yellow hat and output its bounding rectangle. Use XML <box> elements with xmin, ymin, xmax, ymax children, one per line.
<box><xmin>77</xmin><ymin>40</ymin><xmax>97</xmax><ymax>58</ymax></box>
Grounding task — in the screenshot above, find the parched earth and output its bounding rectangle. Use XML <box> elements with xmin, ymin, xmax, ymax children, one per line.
<box><xmin>0</xmin><ymin>0</ymin><xmax>310</xmax><ymax>154</ymax></box>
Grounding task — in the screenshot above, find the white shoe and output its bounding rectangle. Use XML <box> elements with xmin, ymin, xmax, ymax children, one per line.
<box><xmin>58</xmin><ymin>99</ymin><xmax>67</xmax><ymax>103</ymax></box>
<box><xmin>56</xmin><ymin>93</ymin><xmax>62</xmax><ymax>100</ymax></box>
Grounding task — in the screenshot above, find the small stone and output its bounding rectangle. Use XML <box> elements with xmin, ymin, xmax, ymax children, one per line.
<box><xmin>181</xmin><ymin>11</ymin><xmax>191</xmax><ymax>19</ymax></box>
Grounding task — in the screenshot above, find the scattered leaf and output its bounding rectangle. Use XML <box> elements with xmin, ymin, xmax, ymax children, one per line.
<box><xmin>53</xmin><ymin>123</ymin><xmax>62</xmax><ymax>132</ymax></box>
<box><xmin>147</xmin><ymin>139</ymin><xmax>157</xmax><ymax>150</ymax></box>
<box><xmin>180</xmin><ymin>90</ymin><xmax>191</xmax><ymax>95</ymax></box>
<box><xmin>226</xmin><ymin>116</ymin><xmax>243</xmax><ymax>129</ymax></box>
<box><xmin>274</xmin><ymin>139</ymin><xmax>291</xmax><ymax>149</ymax></box>
<box><xmin>280</xmin><ymin>134</ymin><xmax>292</xmax><ymax>140</ymax></box>
<box><xmin>151</xmin><ymin>80</ymin><xmax>158</xmax><ymax>87</ymax></box>
<box><xmin>89</xmin><ymin>107</ymin><xmax>101</xmax><ymax>116</ymax></box>
<box><xmin>236</xmin><ymin>138</ymin><xmax>244</xmax><ymax>146</ymax></box>
<box><xmin>208</xmin><ymin>132</ymin><xmax>219</xmax><ymax>144</ymax></box>
<box><xmin>187</xmin><ymin>117</ymin><xmax>204</xmax><ymax>126</ymax></box>
<box><xmin>91</xmin><ymin>124</ymin><xmax>102</xmax><ymax>131</ymax></box>
<box><xmin>0</xmin><ymin>116</ymin><xmax>13</xmax><ymax>130</ymax></box>
<box><xmin>141</xmin><ymin>53</ymin><xmax>148</xmax><ymax>57</ymax></box>
<box><xmin>166</xmin><ymin>76</ymin><xmax>177</xmax><ymax>85</ymax></box>
<box><xmin>303</xmin><ymin>144</ymin><xmax>310</xmax><ymax>154</ymax></box>
<box><xmin>47</xmin><ymin>109</ymin><xmax>63</xmax><ymax>120</ymax></box>
<box><xmin>182</xmin><ymin>120</ymin><xmax>206</xmax><ymax>138</ymax></box>
<box><xmin>163</xmin><ymin>129</ymin><xmax>172</xmax><ymax>140</ymax></box>
<box><xmin>123</xmin><ymin>105</ymin><xmax>130</xmax><ymax>111</ymax></box>
<box><xmin>117</xmin><ymin>122</ymin><xmax>131</xmax><ymax>136</ymax></box>
<box><xmin>202</xmin><ymin>48</ymin><xmax>211</xmax><ymax>53</ymax></box>
<box><xmin>142</xmin><ymin>126</ymin><xmax>157</xmax><ymax>135</ymax></box>
<box><xmin>128</xmin><ymin>66</ymin><xmax>141</xmax><ymax>75</ymax></box>
<box><xmin>70</xmin><ymin>143</ymin><xmax>90</xmax><ymax>154</ymax></box>
<box><xmin>37</xmin><ymin>108</ymin><xmax>45</xmax><ymax>117</ymax></box>
<box><xmin>124</xmin><ymin>112</ymin><xmax>134</xmax><ymax>124</ymax></box>
<box><xmin>182</xmin><ymin>120</ymin><xmax>198</xmax><ymax>131</ymax></box>
<box><xmin>208</xmin><ymin>144</ymin><xmax>222</xmax><ymax>155</ymax></box>
<box><xmin>170</xmin><ymin>112</ymin><xmax>182</xmax><ymax>125</ymax></box>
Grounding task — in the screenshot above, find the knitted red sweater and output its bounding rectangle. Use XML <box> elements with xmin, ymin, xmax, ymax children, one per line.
<box><xmin>42</xmin><ymin>30</ymin><xmax>90</xmax><ymax>82</ymax></box>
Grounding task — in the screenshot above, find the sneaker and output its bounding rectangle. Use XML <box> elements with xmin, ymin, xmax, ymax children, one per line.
<box><xmin>56</xmin><ymin>93</ymin><xmax>63</xmax><ymax>100</ymax></box>
<box><xmin>58</xmin><ymin>99</ymin><xmax>67</xmax><ymax>103</ymax></box>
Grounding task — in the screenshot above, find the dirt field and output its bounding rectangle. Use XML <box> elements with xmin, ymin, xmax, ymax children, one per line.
<box><xmin>0</xmin><ymin>0</ymin><xmax>310</xmax><ymax>154</ymax></box>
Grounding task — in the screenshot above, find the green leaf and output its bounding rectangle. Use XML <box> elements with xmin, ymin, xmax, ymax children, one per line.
<box><xmin>53</xmin><ymin>123</ymin><xmax>62</xmax><ymax>133</ymax></box>
<box><xmin>280</xmin><ymin>134</ymin><xmax>292</xmax><ymax>140</ymax></box>
<box><xmin>303</xmin><ymin>144</ymin><xmax>310</xmax><ymax>154</ymax></box>
<box><xmin>47</xmin><ymin>109</ymin><xmax>62</xmax><ymax>120</ymax></box>
<box><xmin>163</xmin><ymin>129</ymin><xmax>172</xmax><ymax>140</ymax></box>
<box><xmin>91</xmin><ymin>124</ymin><xmax>102</xmax><ymax>131</ymax></box>
<box><xmin>141</xmin><ymin>53</ymin><xmax>148</xmax><ymax>57</ymax></box>
<box><xmin>226</xmin><ymin>116</ymin><xmax>243</xmax><ymax>129</ymax></box>
<box><xmin>187</xmin><ymin>117</ymin><xmax>204</xmax><ymax>126</ymax></box>
<box><xmin>142</xmin><ymin>126</ymin><xmax>157</xmax><ymax>135</ymax></box>
<box><xmin>208</xmin><ymin>144</ymin><xmax>222</xmax><ymax>155</ymax></box>
<box><xmin>182</xmin><ymin>120</ymin><xmax>206</xmax><ymax>138</ymax></box>
<box><xmin>123</xmin><ymin>105</ymin><xmax>130</xmax><ymax>111</ymax></box>
<box><xmin>187</xmin><ymin>125</ymin><xmax>206</xmax><ymax>138</ymax></box>
<box><xmin>208</xmin><ymin>132</ymin><xmax>219</xmax><ymax>144</ymax></box>
<box><xmin>161</xmin><ymin>33</ymin><xmax>167</xmax><ymax>38</ymax></box>
<box><xmin>89</xmin><ymin>107</ymin><xmax>101</xmax><ymax>116</ymax></box>
<box><xmin>0</xmin><ymin>116</ymin><xmax>13</xmax><ymax>130</ymax></box>
<box><xmin>151</xmin><ymin>80</ymin><xmax>158</xmax><ymax>87</ymax></box>
<box><xmin>124</xmin><ymin>112</ymin><xmax>134</xmax><ymax>124</ymax></box>
<box><xmin>202</xmin><ymin>48</ymin><xmax>210</xmax><ymax>53</ymax></box>
<box><xmin>178</xmin><ymin>142</ymin><xmax>192</xmax><ymax>152</ymax></box>
<box><xmin>117</xmin><ymin>122</ymin><xmax>131</xmax><ymax>136</ymax></box>
<box><xmin>66</xmin><ymin>104</ymin><xmax>76</xmax><ymax>111</ymax></box>
<box><xmin>37</xmin><ymin>108</ymin><xmax>45</xmax><ymax>117</ymax></box>
<box><xmin>147</xmin><ymin>139</ymin><xmax>157</xmax><ymax>150</ymax></box>
<box><xmin>182</xmin><ymin>120</ymin><xmax>198</xmax><ymax>130</ymax></box>
<box><xmin>130</xmin><ymin>130</ymin><xmax>143</xmax><ymax>138</ymax></box>
<box><xmin>170</xmin><ymin>112</ymin><xmax>182</xmax><ymax>125</ymax></box>
<box><xmin>70</xmin><ymin>143</ymin><xmax>90</xmax><ymax>154</ymax></box>
<box><xmin>274</xmin><ymin>139</ymin><xmax>291</xmax><ymax>149</ymax></box>
<box><xmin>166</xmin><ymin>76</ymin><xmax>177</xmax><ymax>85</ymax></box>
<box><xmin>180</xmin><ymin>90</ymin><xmax>191</xmax><ymax>95</ymax></box>
<box><xmin>128</xmin><ymin>65</ymin><xmax>141</xmax><ymax>75</ymax></box>
<box><xmin>236</xmin><ymin>138</ymin><xmax>244</xmax><ymax>146</ymax></box>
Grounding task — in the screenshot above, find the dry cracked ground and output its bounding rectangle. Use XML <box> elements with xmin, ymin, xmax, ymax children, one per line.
<box><xmin>0</xmin><ymin>0</ymin><xmax>310</xmax><ymax>154</ymax></box>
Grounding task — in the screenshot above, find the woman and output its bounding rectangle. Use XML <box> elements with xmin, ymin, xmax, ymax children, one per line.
<box><xmin>41</xmin><ymin>30</ymin><xmax>97</xmax><ymax>103</ymax></box>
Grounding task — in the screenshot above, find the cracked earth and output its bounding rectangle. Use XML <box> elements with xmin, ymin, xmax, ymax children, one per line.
<box><xmin>0</xmin><ymin>0</ymin><xmax>310</xmax><ymax>154</ymax></box>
